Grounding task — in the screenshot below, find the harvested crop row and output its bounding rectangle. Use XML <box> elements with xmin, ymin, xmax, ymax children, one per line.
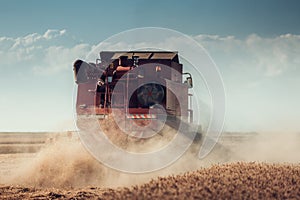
<box><xmin>1</xmin><ymin>162</ymin><xmax>299</xmax><ymax>199</ymax></box>
<box><xmin>99</xmin><ymin>162</ymin><xmax>300</xmax><ymax>199</ymax></box>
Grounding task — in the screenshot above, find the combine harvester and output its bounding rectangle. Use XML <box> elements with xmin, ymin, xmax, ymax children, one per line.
<box><xmin>73</xmin><ymin>51</ymin><xmax>201</xmax><ymax>148</ymax></box>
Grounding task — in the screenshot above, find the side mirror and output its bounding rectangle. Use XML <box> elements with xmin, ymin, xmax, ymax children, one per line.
<box><xmin>183</xmin><ymin>72</ymin><xmax>193</xmax><ymax>88</ymax></box>
<box><xmin>186</xmin><ymin>77</ymin><xmax>193</xmax><ymax>88</ymax></box>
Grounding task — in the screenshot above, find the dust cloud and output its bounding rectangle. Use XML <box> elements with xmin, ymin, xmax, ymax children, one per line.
<box><xmin>3</xmin><ymin>128</ymin><xmax>300</xmax><ymax>189</ymax></box>
<box><xmin>233</xmin><ymin>132</ymin><xmax>300</xmax><ymax>163</ymax></box>
<box><xmin>6</xmin><ymin>138</ymin><xmax>109</xmax><ymax>188</ymax></box>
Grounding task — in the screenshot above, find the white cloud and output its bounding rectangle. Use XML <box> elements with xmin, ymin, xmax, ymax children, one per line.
<box><xmin>194</xmin><ymin>33</ymin><xmax>300</xmax><ymax>78</ymax></box>
<box><xmin>2</xmin><ymin>29</ymin><xmax>299</xmax><ymax>78</ymax></box>
<box><xmin>0</xmin><ymin>29</ymin><xmax>91</xmax><ymax>74</ymax></box>
<box><xmin>43</xmin><ymin>29</ymin><xmax>66</xmax><ymax>40</ymax></box>
<box><xmin>33</xmin><ymin>43</ymin><xmax>91</xmax><ymax>74</ymax></box>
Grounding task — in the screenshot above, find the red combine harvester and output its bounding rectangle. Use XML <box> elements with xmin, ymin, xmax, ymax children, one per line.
<box><xmin>73</xmin><ymin>51</ymin><xmax>200</xmax><ymax>139</ymax></box>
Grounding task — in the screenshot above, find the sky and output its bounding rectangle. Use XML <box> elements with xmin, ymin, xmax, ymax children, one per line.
<box><xmin>0</xmin><ymin>0</ymin><xmax>300</xmax><ymax>132</ymax></box>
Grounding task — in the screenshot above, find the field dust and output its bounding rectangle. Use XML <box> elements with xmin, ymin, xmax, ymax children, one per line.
<box><xmin>0</xmin><ymin>129</ymin><xmax>299</xmax><ymax>199</ymax></box>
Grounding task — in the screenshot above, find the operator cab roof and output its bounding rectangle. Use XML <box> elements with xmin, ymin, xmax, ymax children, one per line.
<box><xmin>100</xmin><ymin>51</ymin><xmax>179</xmax><ymax>63</ymax></box>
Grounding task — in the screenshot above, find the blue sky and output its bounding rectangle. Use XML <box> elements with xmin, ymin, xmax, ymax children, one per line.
<box><xmin>1</xmin><ymin>0</ymin><xmax>300</xmax><ymax>41</ymax></box>
<box><xmin>0</xmin><ymin>0</ymin><xmax>300</xmax><ymax>132</ymax></box>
